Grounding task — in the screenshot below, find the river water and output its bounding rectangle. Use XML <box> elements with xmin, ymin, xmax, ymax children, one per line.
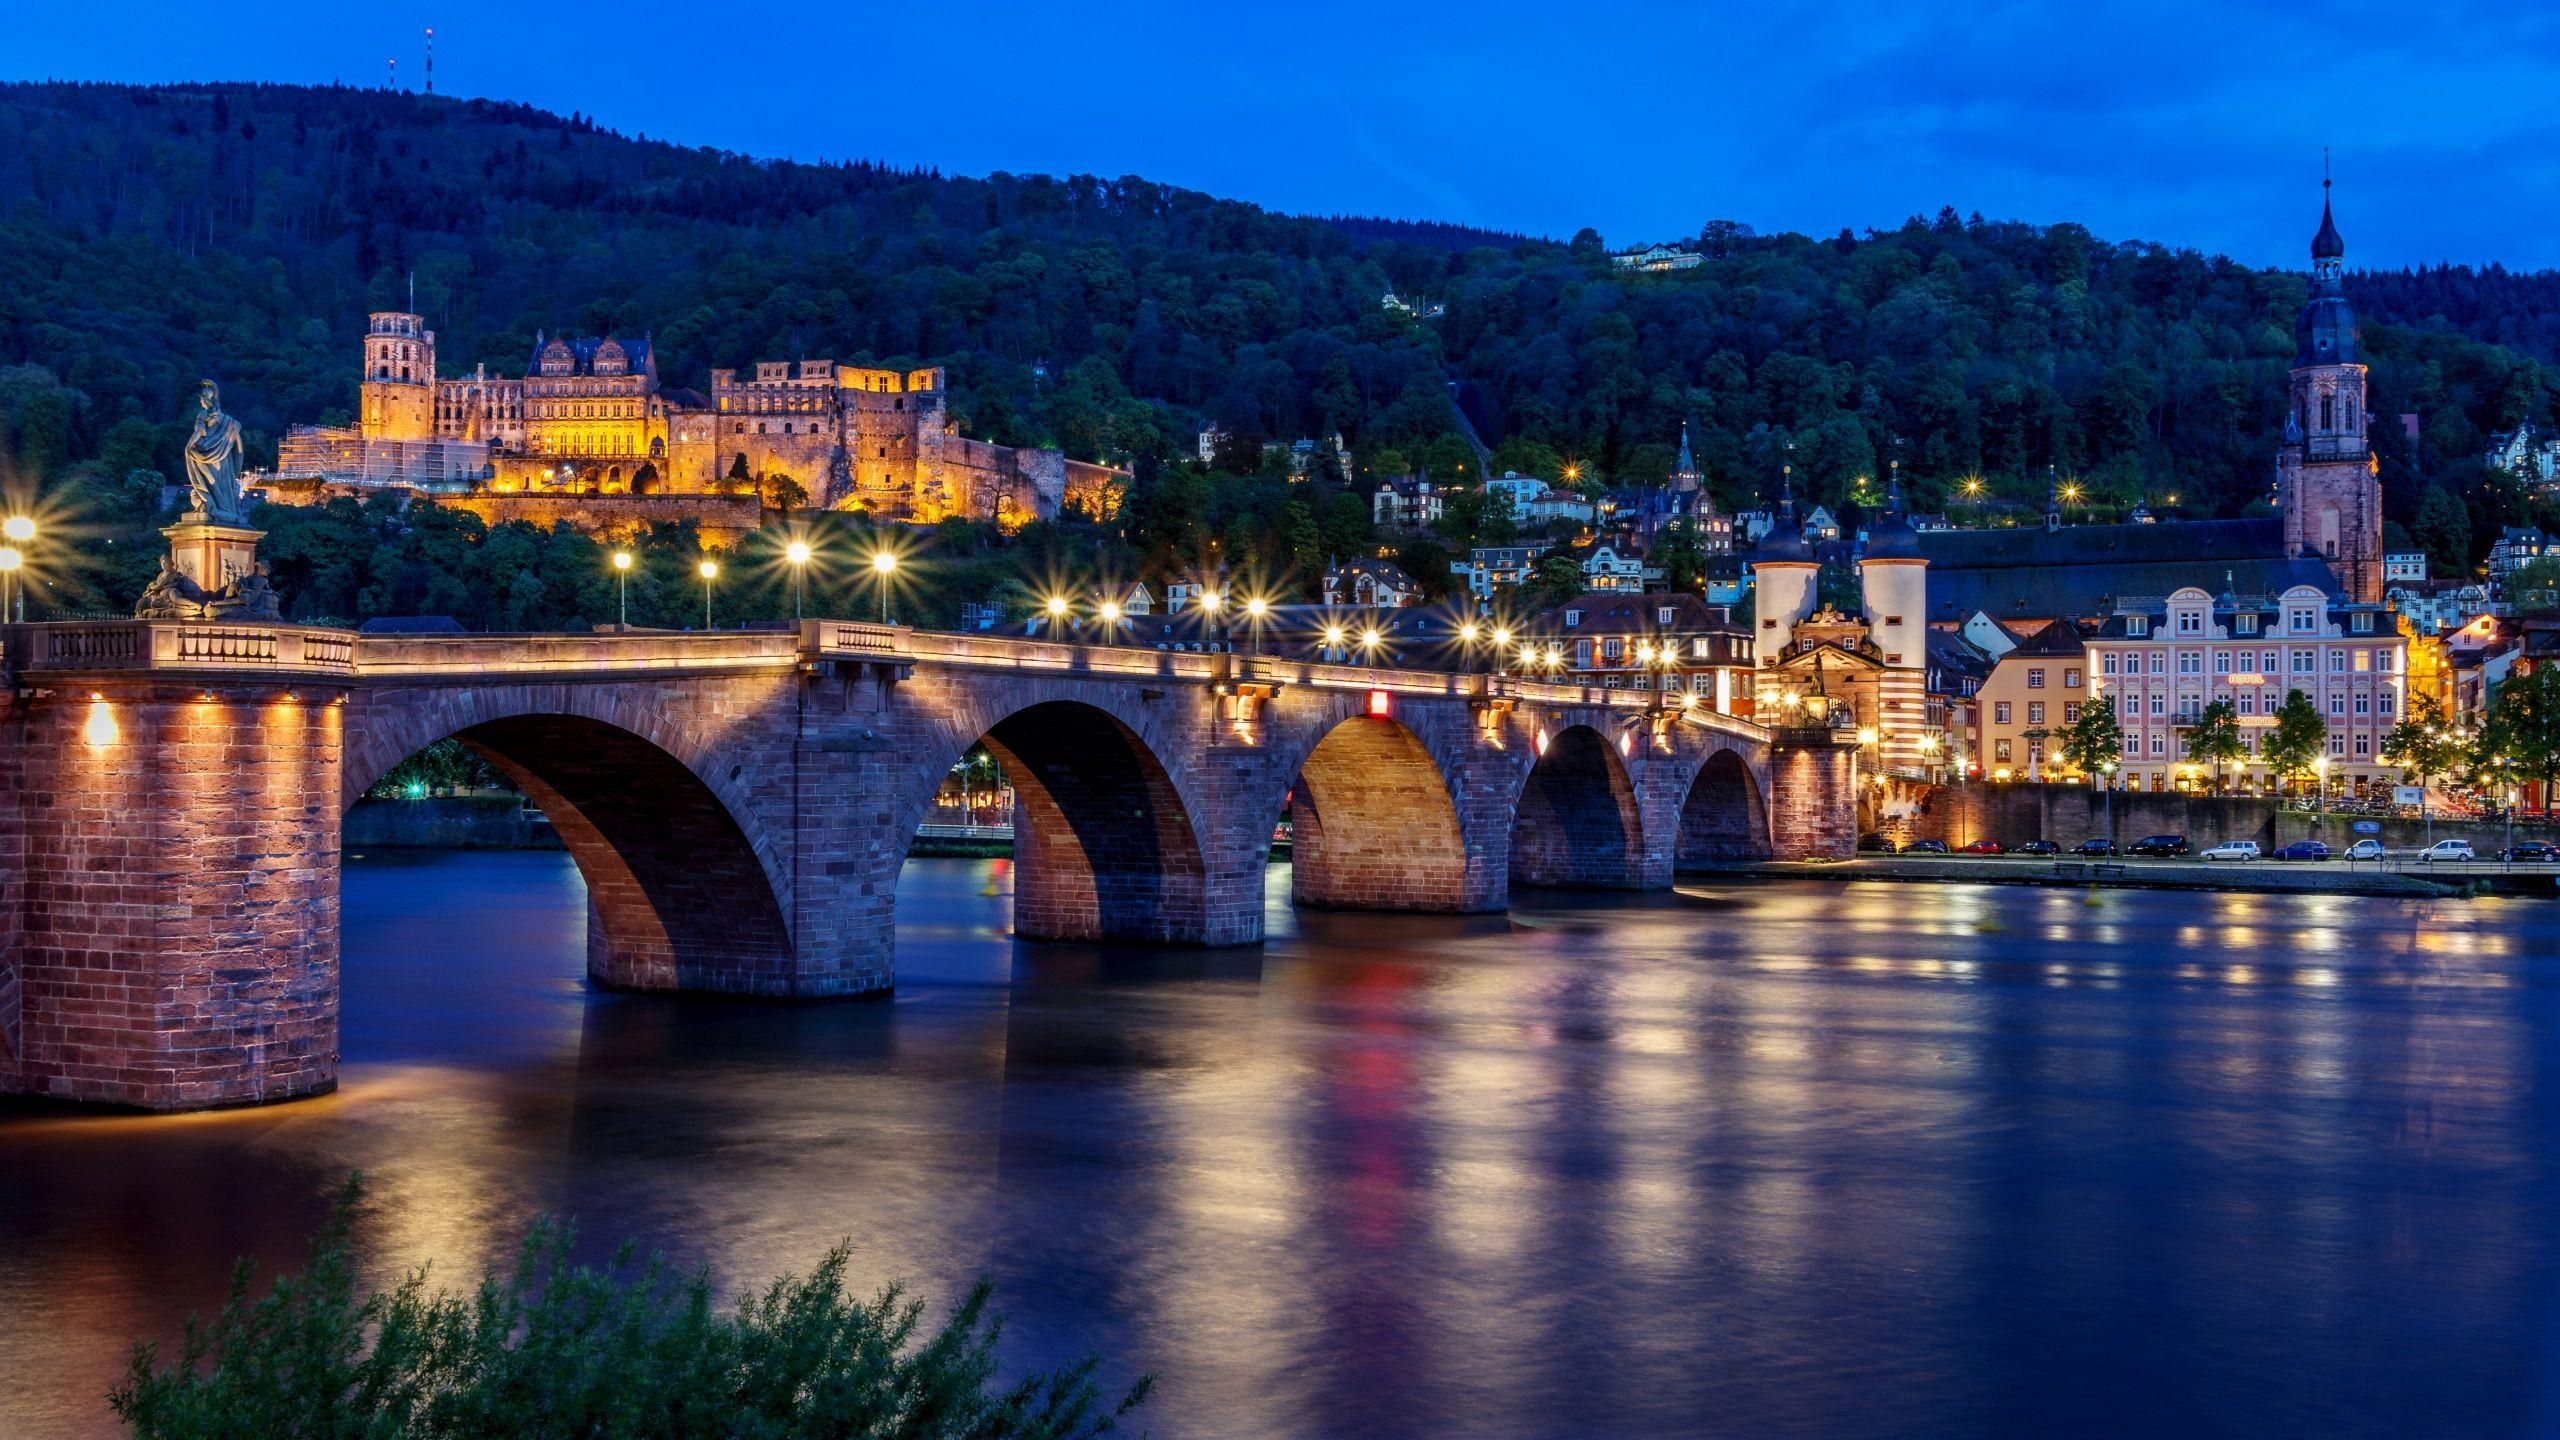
<box><xmin>2</xmin><ymin>853</ymin><xmax>2556</xmax><ymax>1439</ymax></box>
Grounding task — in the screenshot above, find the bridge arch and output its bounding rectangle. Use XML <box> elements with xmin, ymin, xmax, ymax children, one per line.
<box><xmin>1509</xmin><ymin>721</ymin><xmax>1647</xmax><ymax>889</ymax></box>
<box><xmin>1279</xmin><ymin>710</ymin><xmax>1476</xmax><ymax>911</ymax></box>
<box><xmin>1672</xmin><ymin>744</ymin><xmax>1773</xmax><ymax>867</ymax></box>
<box><xmin>898</xmin><ymin>686</ymin><xmax>1213</xmax><ymax>945</ymax></box>
<box><xmin>344</xmin><ymin>686</ymin><xmax>796</xmax><ymax>994</ymax></box>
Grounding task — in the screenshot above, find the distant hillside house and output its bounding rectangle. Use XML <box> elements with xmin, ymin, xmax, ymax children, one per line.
<box><xmin>1611</xmin><ymin>245</ymin><xmax>1703</xmax><ymax>273</ymax></box>
<box><xmin>1323</xmin><ymin>558</ymin><xmax>1426</xmax><ymax>608</ymax></box>
<box><xmin>1450</xmin><ymin>544</ymin><xmax>1549</xmax><ymax>598</ymax></box>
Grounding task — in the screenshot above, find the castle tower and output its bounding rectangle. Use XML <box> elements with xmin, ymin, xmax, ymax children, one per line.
<box><xmin>2278</xmin><ymin>180</ymin><xmax>2382</xmax><ymax>604</ymax></box>
<box><xmin>1752</xmin><ymin>452</ymin><xmax>1820</xmax><ymax>665</ymax></box>
<box><xmin>1858</xmin><ymin>451</ymin><xmax>1930</xmax><ymax>774</ymax></box>
<box><xmin>360</xmin><ymin>311</ymin><xmax>437</xmax><ymax>442</ymax></box>
<box><xmin>1669</xmin><ymin>421</ymin><xmax>1703</xmax><ymax>494</ymax></box>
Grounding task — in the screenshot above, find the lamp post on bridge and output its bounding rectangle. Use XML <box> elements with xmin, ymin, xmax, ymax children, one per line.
<box><xmin>611</xmin><ymin>549</ymin><xmax>632</xmax><ymax>629</ymax></box>
<box><xmin>698</xmin><ymin>558</ymin><xmax>718</xmax><ymax>630</ymax></box>
<box><xmin>871</xmin><ymin>549</ymin><xmax>897</xmax><ymax>625</ymax></box>
<box><xmin>786</xmin><ymin>539</ymin><xmax>812</xmax><ymax>622</ymax></box>
<box><xmin>2</xmin><ymin>515</ymin><xmax>32</xmax><ymax>622</ymax></box>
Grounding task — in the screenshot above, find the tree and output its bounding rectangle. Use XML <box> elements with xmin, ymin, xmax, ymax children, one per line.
<box><xmin>2180</xmin><ymin>699</ymin><xmax>2246</xmax><ymax>792</ymax></box>
<box><xmin>111</xmin><ymin>1180</ymin><xmax>1149</xmax><ymax>1439</ymax></box>
<box><xmin>723</xmin><ymin>453</ymin><xmax>754</xmax><ymax>496</ymax></box>
<box><xmin>1650</xmin><ymin>518</ymin><xmax>1707</xmax><ymax>594</ymax></box>
<box><xmin>2262</xmin><ymin>688</ymin><xmax>2330</xmax><ymax>796</ymax></box>
<box><xmin>2413</xmin><ymin>485</ymin><xmax>2473</xmax><ymax>577</ymax></box>
<box><xmin>2381</xmin><ymin>694</ymin><xmax>2464</xmax><ymax>798</ymax></box>
<box><xmin>2058</xmin><ymin>694</ymin><xmax>2124</xmax><ymax>781</ymax></box>
<box><xmin>2504</xmin><ymin>555</ymin><xmax>2560</xmax><ymax>609</ymax></box>
<box><xmin>1513</xmin><ymin>553</ymin><xmax>1586</xmax><ymax>613</ymax></box>
<box><xmin>2476</xmin><ymin>664</ymin><xmax>2560</xmax><ymax>815</ymax></box>
<box><xmin>762</xmin><ymin>471</ymin><xmax>809</xmax><ymax>515</ymax></box>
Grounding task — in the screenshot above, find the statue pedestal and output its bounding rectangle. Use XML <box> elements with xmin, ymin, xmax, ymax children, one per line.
<box><xmin>163</xmin><ymin>516</ymin><xmax>264</xmax><ymax>594</ymax></box>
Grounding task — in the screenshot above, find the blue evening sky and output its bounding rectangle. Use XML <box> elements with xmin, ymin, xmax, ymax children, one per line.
<box><xmin>8</xmin><ymin>0</ymin><xmax>2556</xmax><ymax>270</ymax></box>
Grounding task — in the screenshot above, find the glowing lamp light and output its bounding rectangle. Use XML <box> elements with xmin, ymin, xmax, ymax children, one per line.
<box><xmin>612</xmin><ymin>550</ymin><xmax>633</xmax><ymax>572</ymax></box>
<box><xmin>1100</xmin><ymin>601</ymin><xmax>1122</xmax><ymax>624</ymax></box>
<box><xmin>1360</xmin><ymin>627</ymin><xmax>1382</xmax><ymax>649</ymax></box>
<box><xmin>0</xmin><ymin>547</ymin><xmax>20</xmax><ymax>575</ymax></box>
<box><xmin>1618</xmin><ymin>730</ymin><xmax>1634</xmax><ymax>756</ymax></box>
<box><xmin>1324</xmin><ymin>625</ymin><xmax>1346</xmax><ymax>647</ymax></box>
<box><xmin>870</xmin><ymin>550</ymin><xmax>898</xmax><ymax>576</ymax></box>
<box><xmin>1492</xmin><ymin>627</ymin><xmax>1512</xmax><ymax>648</ymax></box>
<box><xmin>1459</xmin><ymin>622</ymin><xmax>1479</xmax><ymax>643</ymax></box>
<box><xmin>1245</xmin><ymin>596</ymin><xmax>1270</xmax><ymax>619</ymax></box>
<box><xmin>1</xmin><ymin>516</ymin><xmax>32</xmax><ymax>543</ymax></box>
<box><xmin>84</xmin><ymin>697</ymin><xmax>118</xmax><ymax>747</ymax></box>
<box><xmin>1046</xmin><ymin>595</ymin><xmax>1070</xmax><ymax>617</ymax></box>
<box><xmin>1857</xmin><ymin>727</ymin><xmax>1879</xmax><ymax>746</ymax></box>
<box><xmin>786</xmin><ymin>540</ymin><xmax>812</xmax><ymax>565</ymax></box>
<box><xmin>1366</xmin><ymin>688</ymin><xmax>1392</xmax><ymax>718</ymax></box>
<box><xmin>698</xmin><ymin>559</ymin><xmax>719</xmax><ymax>580</ymax></box>
<box><xmin>1199</xmin><ymin>590</ymin><xmax>1222</xmax><ymax>613</ymax></box>
<box><xmin>1534</xmin><ymin>730</ymin><xmax>1549</xmax><ymax>756</ymax></box>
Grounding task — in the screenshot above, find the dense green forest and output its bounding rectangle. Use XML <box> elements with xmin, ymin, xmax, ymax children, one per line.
<box><xmin>4</xmin><ymin>80</ymin><xmax>2560</xmax><ymax>623</ymax></box>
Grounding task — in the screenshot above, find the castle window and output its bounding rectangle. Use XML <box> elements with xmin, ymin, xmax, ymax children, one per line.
<box><xmin>2321</xmin><ymin>395</ymin><xmax>2334</xmax><ymax>430</ymax></box>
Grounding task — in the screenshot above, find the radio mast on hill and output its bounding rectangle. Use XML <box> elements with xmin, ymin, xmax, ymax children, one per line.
<box><xmin>425</xmin><ymin>27</ymin><xmax>435</xmax><ymax>94</ymax></box>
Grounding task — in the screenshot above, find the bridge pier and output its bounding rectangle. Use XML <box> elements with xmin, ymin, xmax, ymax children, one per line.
<box><xmin>5</xmin><ymin>679</ymin><xmax>341</xmax><ymax>1110</ymax></box>
<box><xmin>1767</xmin><ymin>727</ymin><xmax>1863</xmax><ymax>861</ymax></box>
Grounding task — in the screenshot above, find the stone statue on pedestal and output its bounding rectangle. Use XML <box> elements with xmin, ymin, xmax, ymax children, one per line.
<box><xmin>137</xmin><ymin>378</ymin><xmax>281</xmax><ymax>621</ymax></box>
<box><xmin>183</xmin><ymin>379</ymin><xmax>249</xmax><ymax>526</ymax></box>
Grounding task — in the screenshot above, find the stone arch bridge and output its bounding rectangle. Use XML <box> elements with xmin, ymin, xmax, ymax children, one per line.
<box><xmin>0</xmin><ymin>619</ymin><xmax>1859</xmax><ymax>1111</ymax></box>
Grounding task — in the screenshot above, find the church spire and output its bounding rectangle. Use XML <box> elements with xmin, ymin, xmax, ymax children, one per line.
<box><xmin>2045</xmin><ymin>464</ymin><xmax>2062</xmax><ymax>532</ymax></box>
<box><xmin>2311</xmin><ymin>172</ymin><xmax>2346</xmax><ymax>275</ymax></box>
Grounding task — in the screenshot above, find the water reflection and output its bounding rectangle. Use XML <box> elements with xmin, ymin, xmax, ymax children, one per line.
<box><xmin>1</xmin><ymin>857</ymin><xmax>2555</xmax><ymax>1438</ymax></box>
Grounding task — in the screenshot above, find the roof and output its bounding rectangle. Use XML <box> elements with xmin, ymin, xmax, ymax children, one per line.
<box><xmin>2311</xmin><ymin>191</ymin><xmax>2345</xmax><ymax>260</ymax></box>
<box><xmin>2003</xmin><ymin>618</ymin><xmax>2088</xmax><ymax>658</ymax></box>
<box><xmin>1537</xmin><ymin>590</ymin><xmax>1747</xmax><ymax>634</ymax></box>
<box><xmin>1924</xmin><ymin>628</ymin><xmax>1997</xmax><ymax>679</ymax></box>
<box><xmin>1915</xmin><ymin>517</ymin><xmax>2339</xmax><ymax>622</ymax></box>
<box><xmin>1326</xmin><ymin>557</ymin><xmax>1420</xmax><ymax>589</ymax></box>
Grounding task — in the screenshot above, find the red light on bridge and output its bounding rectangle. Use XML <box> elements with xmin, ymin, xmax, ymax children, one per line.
<box><xmin>1366</xmin><ymin>689</ymin><xmax>1392</xmax><ymax>718</ymax></box>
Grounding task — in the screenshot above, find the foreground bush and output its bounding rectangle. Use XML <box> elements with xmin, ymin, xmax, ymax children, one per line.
<box><xmin>111</xmin><ymin>1181</ymin><xmax>1148</xmax><ymax>1439</ymax></box>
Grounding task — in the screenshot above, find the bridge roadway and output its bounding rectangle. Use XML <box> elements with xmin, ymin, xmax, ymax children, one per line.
<box><xmin>0</xmin><ymin>617</ymin><xmax>1860</xmax><ymax>1110</ymax></box>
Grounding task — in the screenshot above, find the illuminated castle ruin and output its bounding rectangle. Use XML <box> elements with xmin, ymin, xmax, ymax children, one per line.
<box><xmin>273</xmin><ymin>312</ymin><xmax>1125</xmax><ymax>526</ymax></box>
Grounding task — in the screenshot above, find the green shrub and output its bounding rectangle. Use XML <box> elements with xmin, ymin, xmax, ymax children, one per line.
<box><xmin>112</xmin><ymin>1180</ymin><xmax>1148</xmax><ymax>1439</ymax></box>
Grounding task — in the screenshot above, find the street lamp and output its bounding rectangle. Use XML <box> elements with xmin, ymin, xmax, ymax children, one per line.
<box><xmin>786</xmin><ymin>539</ymin><xmax>812</xmax><ymax>622</ymax></box>
<box><xmin>698</xmin><ymin>558</ymin><xmax>719</xmax><ymax>630</ymax></box>
<box><xmin>2312</xmin><ymin>754</ymin><xmax>2330</xmax><ymax>826</ymax></box>
<box><xmin>1045</xmin><ymin>593</ymin><xmax>1071</xmax><ymax>639</ymax></box>
<box><xmin>1323</xmin><ymin>624</ymin><xmax>1346</xmax><ymax>660</ymax></box>
<box><xmin>870</xmin><ymin>549</ymin><xmax>897</xmax><ymax>624</ymax></box>
<box><xmin>1359</xmin><ymin>626</ymin><xmax>1383</xmax><ymax>664</ymax></box>
<box><xmin>611</xmin><ymin>549</ymin><xmax>632</xmax><ymax>629</ymax></box>
<box><xmin>2101</xmin><ymin>760</ymin><xmax>2119</xmax><ymax>845</ymax></box>
<box><xmin>1</xmin><ymin>515</ymin><xmax>31</xmax><ymax>621</ymax></box>
<box><xmin>1099</xmin><ymin>599</ymin><xmax>1122</xmax><ymax>643</ymax></box>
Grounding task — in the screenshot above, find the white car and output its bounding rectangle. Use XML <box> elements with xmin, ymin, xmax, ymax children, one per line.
<box><xmin>2418</xmin><ymin>839</ymin><xmax>2475</xmax><ymax>863</ymax></box>
<box><xmin>2201</xmin><ymin>840</ymin><xmax>2260</xmax><ymax>863</ymax></box>
<box><xmin>2342</xmin><ymin>839</ymin><xmax>2386</xmax><ymax>861</ymax></box>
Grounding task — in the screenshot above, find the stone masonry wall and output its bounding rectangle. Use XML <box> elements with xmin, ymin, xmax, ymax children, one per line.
<box><xmin>1769</xmin><ymin>739</ymin><xmax>1860</xmax><ymax>861</ymax></box>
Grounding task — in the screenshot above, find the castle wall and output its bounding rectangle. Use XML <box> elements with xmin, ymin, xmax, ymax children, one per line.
<box><xmin>442</xmin><ymin>492</ymin><xmax>764</xmax><ymax>545</ymax></box>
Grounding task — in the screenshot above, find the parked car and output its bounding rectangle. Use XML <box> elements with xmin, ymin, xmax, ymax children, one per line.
<box><xmin>1958</xmin><ymin>839</ymin><xmax>2005</xmax><ymax>855</ymax></box>
<box><xmin>1858</xmin><ymin>832</ymin><xmax>1897</xmax><ymax>854</ymax></box>
<box><xmin>2015</xmin><ymin>840</ymin><xmax>2060</xmax><ymax>856</ymax></box>
<box><xmin>2201</xmin><ymin>840</ymin><xmax>2261</xmax><ymax>863</ymax></box>
<box><xmin>2343</xmin><ymin>839</ymin><xmax>2386</xmax><ymax>861</ymax></box>
<box><xmin>2072</xmin><ymin>838</ymin><xmax>2116</xmax><ymax>857</ymax></box>
<box><xmin>1903</xmin><ymin>839</ymin><xmax>1950</xmax><ymax>855</ymax></box>
<box><xmin>2500</xmin><ymin>840</ymin><xmax>2559</xmax><ymax>862</ymax></box>
<box><xmin>2271</xmin><ymin>840</ymin><xmax>2330</xmax><ymax>862</ymax></box>
<box><xmin>2127</xmin><ymin>834</ymin><xmax>2190</xmax><ymax>857</ymax></box>
<box><xmin>2418</xmin><ymin>839</ymin><xmax>2476</xmax><ymax>863</ymax></box>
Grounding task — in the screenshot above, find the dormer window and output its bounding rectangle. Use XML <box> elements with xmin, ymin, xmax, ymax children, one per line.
<box><xmin>2176</xmin><ymin>610</ymin><xmax>2202</xmax><ymax>634</ymax></box>
<box><xmin>2126</xmin><ymin>616</ymin><xmax>2149</xmax><ymax>637</ymax></box>
<box><xmin>2351</xmin><ymin>611</ymin><xmax>2374</xmax><ymax>633</ymax></box>
<box><xmin>2236</xmin><ymin>613</ymin><xmax>2260</xmax><ymax>636</ymax></box>
<box><xmin>2290</xmin><ymin>608</ymin><xmax>2316</xmax><ymax>633</ymax></box>
<box><xmin>1565</xmin><ymin>610</ymin><xmax>1582</xmax><ymax>628</ymax></box>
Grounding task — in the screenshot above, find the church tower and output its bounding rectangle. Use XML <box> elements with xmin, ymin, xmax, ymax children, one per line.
<box><xmin>360</xmin><ymin>311</ymin><xmax>437</xmax><ymax>442</ymax></box>
<box><xmin>2277</xmin><ymin>181</ymin><xmax>2381</xmax><ymax>603</ymax></box>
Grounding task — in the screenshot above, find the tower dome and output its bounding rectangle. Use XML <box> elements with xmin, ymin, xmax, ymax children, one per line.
<box><xmin>1860</xmin><ymin>469</ymin><xmax>1921</xmax><ymax>562</ymax></box>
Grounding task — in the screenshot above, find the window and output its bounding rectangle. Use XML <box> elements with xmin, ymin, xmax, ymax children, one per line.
<box><xmin>2177</xmin><ymin>610</ymin><xmax>2202</xmax><ymax>634</ymax></box>
<box><xmin>2065</xmin><ymin>668</ymin><xmax>2082</xmax><ymax>688</ymax></box>
<box><xmin>2064</xmin><ymin>702</ymin><xmax>2082</xmax><ymax>723</ymax></box>
<box><xmin>2127</xmin><ymin>616</ymin><xmax>2150</xmax><ymax>637</ymax></box>
<box><xmin>1573</xmin><ymin>639</ymin><xmax>1592</xmax><ymax>665</ymax></box>
<box><xmin>2352</xmin><ymin>611</ymin><xmax>2374</xmax><ymax>633</ymax></box>
<box><xmin>2148</xmin><ymin>653</ymin><xmax>2166</xmax><ymax>675</ymax></box>
<box><xmin>2380</xmin><ymin>691</ymin><xmax>2396</xmax><ymax>716</ymax></box>
<box><xmin>2354</xmin><ymin>694</ymin><xmax>2369</xmax><ymax>715</ymax></box>
<box><xmin>2151</xmin><ymin>736</ymin><xmax>2166</xmax><ymax>755</ymax></box>
<box><xmin>2027</xmin><ymin>702</ymin><xmax>2045</xmax><ymax>725</ymax></box>
<box><xmin>2290</xmin><ymin>608</ymin><xmax>2316</xmax><ymax>633</ymax></box>
<box><xmin>2028</xmin><ymin>668</ymin><xmax>2046</xmax><ymax>689</ymax></box>
<box><xmin>2178</xmin><ymin>653</ymin><xmax>2201</xmax><ymax>675</ymax></box>
<box><xmin>2355</xmin><ymin>734</ymin><xmax>2370</xmax><ymax>755</ymax></box>
<box><xmin>2102</xmin><ymin>653</ymin><xmax>2119</xmax><ymax>675</ymax></box>
<box><xmin>2328</xmin><ymin>695</ymin><xmax>2346</xmax><ymax>717</ymax></box>
<box><xmin>2236</xmin><ymin>613</ymin><xmax>2260</xmax><ymax>636</ymax></box>
<box><xmin>1658</xmin><ymin>607</ymin><xmax>1675</xmax><ymax>625</ymax></box>
<box><xmin>2353</xmin><ymin>649</ymin><xmax>2371</xmax><ymax>673</ymax></box>
<box><xmin>2261</xmin><ymin>650</ymin><xmax>2278</xmax><ymax>672</ymax></box>
<box><xmin>1602</xmin><ymin>637</ymin><xmax>1624</xmax><ymax>661</ymax></box>
<box><xmin>1886</xmin><ymin>615</ymin><xmax>1904</xmax><ymax>626</ymax></box>
<box><xmin>2321</xmin><ymin>395</ymin><xmax>2334</xmax><ymax>429</ymax></box>
<box><xmin>2238</xmin><ymin>693</ymin><xmax>2256</xmax><ymax>715</ymax></box>
<box><xmin>2214</xmin><ymin>651</ymin><xmax>2232</xmax><ymax>674</ymax></box>
<box><xmin>2149</xmin><ymin>695</ymin><xmax>2166</xmax><ymax>716</ymax></box>
<box><xmin>2292</xmin><ymin>651</ymin><xmax>2315</xmax><ymax>673</ymax></box>
<box><xmin>2328</xmin><ymin>735</ymin><xmax>2346</xmax><ymax>756</ymax></box>
<box><xmin>1995</xmin><ymin>739</ymin><xmax>2013</xmax><ymax>763</ymax></box>
<box><xmin>1994</xmin><ymin>701</ymin><xmax>2012</xmax><ymax>725</ymax></box>
<box><xmin>1564</xmin><ymin>610</ymin><xmax>1582</xmax><ymax>628</ymax></box>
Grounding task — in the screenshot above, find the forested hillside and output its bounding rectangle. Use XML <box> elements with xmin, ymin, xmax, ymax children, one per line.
<box><xmin>4</xmin><ymin>79</ymin><xmax>2559</xmax><ymax>622</ymax></box>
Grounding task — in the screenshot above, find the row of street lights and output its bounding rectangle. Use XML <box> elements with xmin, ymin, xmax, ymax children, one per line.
<box><xmin>605</xmin><ymin>537</ymin><xmax>901</xmax><ymax>631</ymax></box>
